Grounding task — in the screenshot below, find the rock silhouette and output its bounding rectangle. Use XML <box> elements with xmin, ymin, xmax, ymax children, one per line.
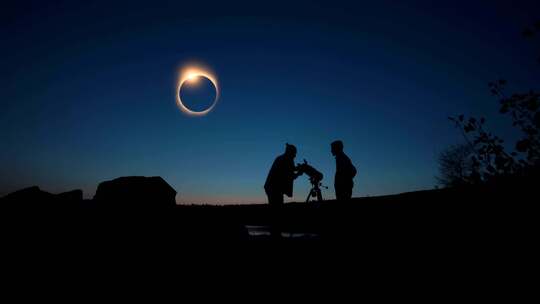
<box><xmin>93</xmin><ymin>176</ymin><xmax>177</xmax><ymax>208</ymax></box>
<box><xmin>2</xmin><ymin>186</ymin><xmax>54</xmax><ymax>202</ymax></box>
<box><xmin>0</xmin><ymin>176</ymin><xmax>250</xmax><ymax>242</ymax></box>
<box><xmin>1</xmin><ymin>186</ymin><xmax>83</xmax><ymax>209</ymax></box>
<box><xmin>56</xmin><ymin>189</ymin><xmax>83</xmax><ymax>203</ymax></box>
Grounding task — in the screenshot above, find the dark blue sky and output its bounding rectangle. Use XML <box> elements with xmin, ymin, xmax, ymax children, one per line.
<box><xmin>1</xmin><ymin>0</ymin><xmax>539</xmax><ymax>203</ymax></box>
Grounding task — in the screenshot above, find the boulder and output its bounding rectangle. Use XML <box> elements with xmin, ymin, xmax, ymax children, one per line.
<box><xmin>1</xmin><ymin>186</ymin><xmax>84</xmax><ymax>209</ymax></box>
<box><xmin>93</xmin><ymin>176</ymin><xmax>177</xmax><ymax>208</ymax></box>
<box><xmin>56</xmin><ymin>189</ymin><xmax>83</xmax><ymax>203</ymax></box>
<box><xmin>1</xmin><ymin>186</ymin><xmax>54</xmax><ymax>205</ymax></box>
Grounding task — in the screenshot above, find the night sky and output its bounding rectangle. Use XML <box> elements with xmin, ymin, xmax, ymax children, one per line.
<box><xmin>1</xmin><ymin>0</ymin><xmax>539</xmax><ymax>204</ymax></box>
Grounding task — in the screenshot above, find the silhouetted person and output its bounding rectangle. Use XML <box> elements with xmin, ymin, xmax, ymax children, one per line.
<box><xmin>264</xmin><ymin>143</ymin><xmax>300</xmax><ymax>205</ymax></box>
<box><xmin>264</xmin><ymin>143</ymin><xmax>301</xmax><ymax>239</ymax></box>
<box><xmin>331</xmin><ymin>140</ymin><xmax>356</xmax><ymax>201</ymax></box>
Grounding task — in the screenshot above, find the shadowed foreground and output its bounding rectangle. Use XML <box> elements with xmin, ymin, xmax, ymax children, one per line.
<box><xmin>1</xmin><ymin>182</ymin><xmax>537</xmax><ymax>292</ymax></box>
<box><xmin>1</xmin><ymin>184</ymin><xmax>536</xmax><ymax>247</ymax></box>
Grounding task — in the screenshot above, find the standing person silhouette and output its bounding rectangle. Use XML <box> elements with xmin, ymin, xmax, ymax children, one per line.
<box><xmin>331</xmin><ymin>140</ymin><xmax>356</xmax><ymax>201</ymax></box>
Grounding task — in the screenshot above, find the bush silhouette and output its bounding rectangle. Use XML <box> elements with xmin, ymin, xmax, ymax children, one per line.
<box><xmin>446</xmin><ymin>21</ymin><xmax>540</xmax><ymax>185</ymax></box>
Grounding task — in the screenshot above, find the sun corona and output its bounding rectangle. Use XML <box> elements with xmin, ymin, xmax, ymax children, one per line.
<box><xmin>176</xmin><ymin>65</ymin><xmax>220</xmax><ymax>116</ymax></box>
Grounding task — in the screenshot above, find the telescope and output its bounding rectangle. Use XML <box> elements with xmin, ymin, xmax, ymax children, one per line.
<box><xmin>296</xmin><ymin>159</ymin><xmax>327</xmax><ymax>203</ymax></box>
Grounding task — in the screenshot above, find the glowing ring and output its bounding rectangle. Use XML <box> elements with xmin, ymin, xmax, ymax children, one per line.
<box><xmin>176</xmin><ymin>67</ymin><xmax>220</xmax><ymax>116</ymax></box>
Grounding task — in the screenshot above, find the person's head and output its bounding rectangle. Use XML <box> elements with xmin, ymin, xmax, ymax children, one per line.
<box><xmin>284</xmin><ymin>143</ymin><xmax>297</xmax><ymax>159</ymax></box>
<box><xmin>331</xmin><ymin>140</ymin><xmax>344</xmax><ymax>156</ymax></box>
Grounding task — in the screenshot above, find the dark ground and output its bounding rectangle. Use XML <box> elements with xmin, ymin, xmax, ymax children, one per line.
<box><xmin>1</xmin><ymin>184</ymin><xmax>536</xmax><ymax>295</ymax></box>
<box><xmin>1</xmin><ymin>185</ymin><xmax>536</xmax><ymax>245</ymax></box>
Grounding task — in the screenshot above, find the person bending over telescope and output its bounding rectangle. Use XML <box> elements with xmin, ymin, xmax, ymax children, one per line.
<box><xmin>264</xmin><ymin>143</ymin><xmax>302</xmax><ymax>205</ymax></box>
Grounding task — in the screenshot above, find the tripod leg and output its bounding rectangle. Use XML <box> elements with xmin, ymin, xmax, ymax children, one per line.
<box><xmin>305</xmin><ymin>189</ymin><xmax>312</xmax><ymax>203</ymax></box>
<box><xmin>316</xmin><ymin>188</ymin><xmax>323</xmax><ymax>202</ymax></box>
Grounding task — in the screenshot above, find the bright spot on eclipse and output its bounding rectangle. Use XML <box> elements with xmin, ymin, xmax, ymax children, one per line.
<box><xmin>186</xmin><ymin>73</ymin><xmax>198</xmax><ymax>83</ymax></box>
<box><xmin>176</xmin><ymin>65</ymin><xmax>219</xmax><ymax>116</ymax></box>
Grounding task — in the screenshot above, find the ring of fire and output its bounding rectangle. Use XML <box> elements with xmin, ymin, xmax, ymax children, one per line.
<box><xmin>176</xmin><ymin>67</ymin><xmax>220</xmax><ymax>116</ymax></box>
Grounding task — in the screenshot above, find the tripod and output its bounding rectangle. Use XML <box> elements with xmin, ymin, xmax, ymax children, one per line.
<box><xmin>305</xmin><ymin>177</ymin><xmax>327</xmax><ymax>203</ymax></box>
